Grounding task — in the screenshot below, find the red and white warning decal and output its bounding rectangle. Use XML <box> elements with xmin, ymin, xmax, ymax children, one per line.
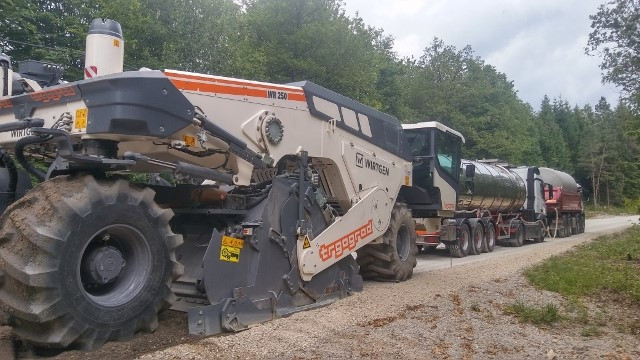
<box><xmin>84</xmin><ymin>66</ymin><xmax>98</xmax><ymax>78</ymax></box>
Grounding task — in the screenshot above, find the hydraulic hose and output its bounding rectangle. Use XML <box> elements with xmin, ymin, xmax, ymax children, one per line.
<box><xmin>14</xmin><ymin>136</ymin><xmax>48</xmax><ymax>181</ymax></box>
<box><xmin>0</xmin><ymin>149</ymin><xmax>18</xmax><ymax>204</ymax></box>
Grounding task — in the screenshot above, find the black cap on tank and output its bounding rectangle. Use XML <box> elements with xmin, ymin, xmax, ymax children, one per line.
<box><xmin>88</xmin><ymin>18</ymin><xmax>123</xmax><ymax>39</ymax></box>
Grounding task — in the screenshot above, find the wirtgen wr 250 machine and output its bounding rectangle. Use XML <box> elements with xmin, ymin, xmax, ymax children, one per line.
<box><xmin>0</xmin><ymin>19</ymin><xmax>426</xmax><ymax>349</ymax></box>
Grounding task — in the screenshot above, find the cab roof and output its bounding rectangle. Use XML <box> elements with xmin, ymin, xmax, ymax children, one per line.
<box><xmin>402</xmin><ymin>121</ymin><xmax>465</xmax><ymax>143</ymax></box>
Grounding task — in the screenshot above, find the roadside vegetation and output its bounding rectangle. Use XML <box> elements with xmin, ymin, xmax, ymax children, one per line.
<box><xmin>584</xmin><ymin>203</ymin><xmax>635</xmax><ymax>218</ymax></box>
<box><xmin>504</xmin><ymin>301</ymin><xmax>562</xmax><ymax>325</ymax></box>
<box><xmin>509</xmin><ymin>226</ymin><xmax>640</xmax><ymax>336</ymax></box>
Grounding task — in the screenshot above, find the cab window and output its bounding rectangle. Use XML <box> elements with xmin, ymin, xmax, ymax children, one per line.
<box><xmin>406</xmin><ymin>130</ymin><xmax>430</xmax><ymax>157</ymax></box>
<box><xmin>436</xmin><ymin>131</ymin><xmax>460</xmax><ymax>179</ymax></box>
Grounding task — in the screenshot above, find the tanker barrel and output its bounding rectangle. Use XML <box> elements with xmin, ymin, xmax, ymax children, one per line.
<box><xmin>459</xmin><ymin>160</ymin><xmax>526</xmax><ymax>213</ymax></box>
<box><xmin>538</xmin><ymin>167</ymin><xmax>578</xmax><ymax>192</ymax></box>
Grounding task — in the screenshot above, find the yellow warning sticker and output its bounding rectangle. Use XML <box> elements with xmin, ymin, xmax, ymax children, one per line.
<box><xmin>182</xmin><ymin>135</ymin><xmax>196</xmax><ymax>147</ymax></box>
<box><xmin>222</xmin><ymin>236</ymin><xmax>244</xmax><ymax>249</ymax></box>
<box><xmin>220</xmin><ymin>246</ymin><xmax>240</xmax><ymax>262</ymax></box>
<box><xmin>113</xmin><ymin>39</ymin><xmax>120</xmax><ymax>47</ymax></box>
<box><xmin>303</xmin><ymin>235</ymin><xmax>311</xmax><ymax>249</ymax></box>
<box><xmin>74</xmin><ymin>108</ymin><xmax>88</xmax><ymax>130</ymax></box>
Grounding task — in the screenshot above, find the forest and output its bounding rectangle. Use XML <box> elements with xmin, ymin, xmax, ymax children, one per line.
<box><xmin>1</xmin><ymin>0</ymin><xmax>639</xmax><ymax>209</ymax></box>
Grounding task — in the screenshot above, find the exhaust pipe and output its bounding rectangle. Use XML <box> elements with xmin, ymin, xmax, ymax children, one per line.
<box><xmin>84</xmin><ymin>18</ymin><xmax>124</xmax><ymax>79</ymax></box>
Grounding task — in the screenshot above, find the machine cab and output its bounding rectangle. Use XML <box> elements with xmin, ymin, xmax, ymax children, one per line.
<box><xmin>400</xmin><ymin>122</ymin><xmax>464</xmax><ymax>217</ymax></box>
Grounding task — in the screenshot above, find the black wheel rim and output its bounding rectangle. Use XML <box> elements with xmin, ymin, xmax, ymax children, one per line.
<box><xmin>78</xmin><ymin>224</ymin><xmax>152</xmax><ymax>307</ymax></box>
<box><xmin>397</xmin><ymin>224</ymin><xmax>410</xmax><ymax>262</ymax></box>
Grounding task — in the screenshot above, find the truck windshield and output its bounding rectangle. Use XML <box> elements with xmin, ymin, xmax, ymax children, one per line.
<box><xmin>436</xmin><ymin>131</ymin><xmax>461</xmax><ymax>180</ymax></box>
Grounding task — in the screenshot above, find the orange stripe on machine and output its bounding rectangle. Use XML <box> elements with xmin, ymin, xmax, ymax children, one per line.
<box><xmin>319</xmin><ymin>219</ymin><xmax>374</xmax><ymax>262</ymax></box>
<box><xmin>165</xmin><ymin>72</ymin><xmax>307</xmax><ymax>102</ymax></box>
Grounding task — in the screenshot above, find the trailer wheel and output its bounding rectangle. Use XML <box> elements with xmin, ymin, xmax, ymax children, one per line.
<box><xmin>470</xmin><ymin>222</ymin><xmax>484</xmax><ymax>255</ymax></box>
<box><xmin>579</xmin><ymin>214</ymin><xmax>586</xmax><ymax>233</ymax></box>
<box><xmin>357</xmin><ymin>203</ymin><xmax>417</xmax><ymax>282</ymax></box>
<box><xmin>571</xmin><ymin>215</ymin><xmax>579</xmax><ymax>235</ymax></box>
<box><xmin>449</xmin><ymin>223</ymin><xmax>471</xmax><ymax>258</ymax></box>
<box><xmin>484</xmin><ymin>222</ymin><xmax>496</xmax><ymax>252</ymax></box>
<box><xmin>0</xmin><ymin>175</ymin><xmax>183</xmax><ymax>350</ymax></box>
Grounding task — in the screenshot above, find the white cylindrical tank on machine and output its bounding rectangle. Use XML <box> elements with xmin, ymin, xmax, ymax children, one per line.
<box><xmin>84</xmin><ymin>18</ymin><xmax>124</xmax><ymax>79</ymax></box>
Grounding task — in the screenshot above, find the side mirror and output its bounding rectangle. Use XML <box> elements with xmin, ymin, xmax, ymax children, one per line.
<box><xmin>547</xmin><ymin>184</ymin><xmax>554</xmax><ymax>199</ymax></box>
<box><xmin>465</xmin><ymin>164</ymin><xmax>476</xmax><ymax>178</ymax></box>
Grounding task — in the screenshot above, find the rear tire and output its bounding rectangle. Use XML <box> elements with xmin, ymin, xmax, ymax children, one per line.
<box><xmin>563</xmin><ymin>214</ymin><xmax>571</xmax><ymax>238</ymax></box>
<box><xmin>484</xmin><ymin>222</ymin><xmax>496</xmax><ymax>252</ymax></box>
<box><xmin>470</xmin><ymin>222</ymin><xmax>484</xmax><ymax>255</ymax></box>
<box><xmin>0</xmin><ymin>175</ymin><xmax>183</xmax><ymax>350</ymax></box>
<box><xmin>357</xmin><ymin>203</ymin><xmax>418</xmax><ymax>282</ymax></box>
<box><xmin>449</xmin><ymin>223</ymin><xmax>471</xmax><ymax>258</ymax></box>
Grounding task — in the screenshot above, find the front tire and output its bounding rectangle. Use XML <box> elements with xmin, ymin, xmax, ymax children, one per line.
<box><xmin>357</xmin><ymin>203</ymin><xmax>418</xmax><ymax>282</ymax></box>
<box><xmin>0</xmin><ymin>175</ymin><xmax>183</xmax><ymax>350</ymax></box>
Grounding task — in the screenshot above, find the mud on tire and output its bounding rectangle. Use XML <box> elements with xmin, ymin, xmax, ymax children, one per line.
<box><xmin>356</xmin><ymin>203</ymin><xmax>418</xmax><ymax>282</ymax></box>
<box><xmin>0</xmin><ymin>175</ymin><xmax>183</xmax><ymax>350</ymax></box>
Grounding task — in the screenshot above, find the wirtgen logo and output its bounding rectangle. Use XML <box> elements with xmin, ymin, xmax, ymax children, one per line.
<box><xmin>355</xmin><ymin>152</ymin><xmax>390</xmax><ymax>176</ymax></box>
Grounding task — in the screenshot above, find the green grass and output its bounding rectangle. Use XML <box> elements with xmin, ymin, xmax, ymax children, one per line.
<box><xmin>584</xmin><ymin>204</ymin><xmax>632</xmax><ymax>218</ymax></box>
<box><xmin>504</xmin><ymin>301</ymin><xmax>562</xmax><ymax>325</ymax></box>
<box><xmin>525</xmin><ymin>226</ymin><xmax>640</xmax><ymax>303</ymax></box>
<box><xmin>580</xmin><ymin>325</ymin><xmax>601</xmax><ymax>337</ymax></box>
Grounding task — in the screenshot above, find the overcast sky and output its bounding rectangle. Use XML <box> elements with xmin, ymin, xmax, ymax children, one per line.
<box><xmin>343</xmin><ymin>0</ymin><xmax>620</xmax><ymax>109</ymax></box>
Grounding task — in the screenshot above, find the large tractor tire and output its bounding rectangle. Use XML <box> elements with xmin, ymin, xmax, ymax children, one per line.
<box><xmin>357</xmin><ymin>203</ymin><xmax>418</xmax><ymax>282</ymax></box>
<box><xmin>0</xmin><ymin>175</ymin><xmax>183</xmax><ymax>350</ymax></box>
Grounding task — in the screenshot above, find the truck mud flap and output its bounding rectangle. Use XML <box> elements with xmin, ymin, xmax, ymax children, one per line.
<box><xmin>187</xmin><ymin>177</ymin><xmax>363</xmax><ymax>336</ymax></box>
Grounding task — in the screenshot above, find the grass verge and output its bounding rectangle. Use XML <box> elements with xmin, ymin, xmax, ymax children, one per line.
<box><xmin>525</xmin><ymin>225</ymin><xmax>640</xmax><ymax>302</ymax></box>
<box><xmin>504</xmin><ymin>301</ymin><xmax>562</xmax><ymax>325</ymax></box>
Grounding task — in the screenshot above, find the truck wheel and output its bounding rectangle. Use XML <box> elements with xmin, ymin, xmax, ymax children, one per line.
<box><xmin>513</xmin><ymin>224</ymin><xmax>525</xmax><ymax>247</ymax></box>
<box><xmin>470</xmin><ymin>222</ymin><xmax>484</xmax><ymax>255</ymax></box>
<box><xmin>579</xmin><ymin>214</ymin><xmax>586</xmax><ymax>233</ymax></box>
<box><xmin>449</xmin><ymin>223</ymin><xmax>471</xmax><ymax>258</ymax></box>
<box><xmin>0</xmin><ymin>175</ymin><xmax>183</xmax><ymax>350</ymax></box>
<box><xmin>484</xmin><ymin>222</ymin><xmax>496</xmax><ymax>253</ymax></box>
<box><xmin>534</xmin><ymin>216</ymin><xmax>546</xmax><ymax>243</ymax></box>
<box><xmin>563</xmin><ymin>215</ymin><xmax>571</xmax><ymax>238</ymax></box>
<box><xmin>357</xmin><ymin>203</ymin><xmax>417</xmax><ymax>282</ymax></box>
<box><xmin>571</xmin><ymin>215</ymin><xmax>579</xmax><ymax>235</ymax></box>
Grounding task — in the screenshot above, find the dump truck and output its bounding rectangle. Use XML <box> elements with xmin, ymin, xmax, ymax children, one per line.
<box><xmin>0</xmin><ymin>19</ymin><xmax>584</xmax><ymax>351</ymax></box>
<box><xmin>539</xmin><ymin>167</ymin><xmax>585</xmax><ymax>237</ymax></box>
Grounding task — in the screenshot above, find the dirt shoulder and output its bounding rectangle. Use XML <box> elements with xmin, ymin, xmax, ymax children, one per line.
<box><xmin>135</xmin><ymin>218</ymin><xmax>639</xmax><ymax>360</ymax></box>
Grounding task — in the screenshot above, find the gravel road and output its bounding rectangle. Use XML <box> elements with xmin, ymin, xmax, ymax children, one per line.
<box><xmin>8</xmin><ymin>215</ymin><xmax>639</xmax><ymax>359</ymax></box>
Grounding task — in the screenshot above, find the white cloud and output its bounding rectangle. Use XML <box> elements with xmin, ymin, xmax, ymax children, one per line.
<box><xmin>343</xmin><ymin>0</ymin><xmax>620</xmax><ymax>108</ymax></box>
